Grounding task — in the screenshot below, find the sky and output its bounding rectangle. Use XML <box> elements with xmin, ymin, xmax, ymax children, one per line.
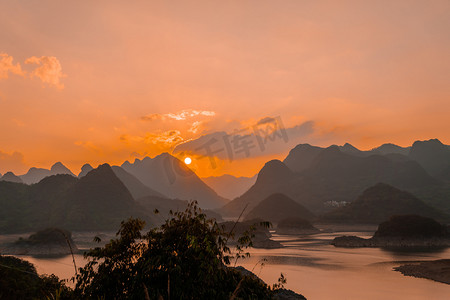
<box><xmin>0</xmin><ymin>0</ymin><xmax>449</xmax><ymax>177</ymax></box>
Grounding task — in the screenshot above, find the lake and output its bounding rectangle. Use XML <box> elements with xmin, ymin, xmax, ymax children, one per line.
<box><xmin>4</xmin><ymin>228</ymin><xmax>450</xmax><ymax>299</ymax></box>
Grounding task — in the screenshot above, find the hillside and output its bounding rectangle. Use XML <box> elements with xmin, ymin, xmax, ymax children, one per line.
<box><xmin>322</xmin><ymin>183</ymin><xmax>450</xmax><ymax>224</ymax></box>
<box><xmin>244</xmin><ymin>193</ymin><xmax>314</xmax><ymax>223</ymax></box>
<box><xmin>202</xmin><ymin>174</ymin><xmax>256</xmax><ymax>199</ymax></box>
<box><xmin>20</xmin><ymin>162</ymin><xmax>75</xmax><ymax>184</ymax></box>
<box><xmin>221</xmin><ymin>145</ymin><xmax>440</xmax><ymax>217</ymax></box>
<box><xmin>0</xmin><ymin>164</ymin><xmax>154</xmax><ymax>233</ymax></box>
<box><xmin>121</xmin><ymin>153</ymin><xmax>227</xmax><ymax>209</ymax></box>
<box><xmin>111</xmin><ymin>166</ymin><xmax>167</xmax><ymax>199</ymax></box>
<box><xmin>409</xmin><ymin>139</ymin><xmax>450</xmax><ymax>178</ymax></box>
<box><xmin>0</xmin><ymin>172</ymin><xmax>23</xmax><ymax>183</ymax></box>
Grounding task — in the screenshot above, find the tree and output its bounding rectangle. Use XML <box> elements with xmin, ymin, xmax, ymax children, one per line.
<box><xmin>75</xmin><ymin>201</ymin><xmax>274</xmax><ymax>299</ymax></box>
<box><xmin>0</xmin><ymin>255</ymin><xmax>73</xmax><ymax>300</ymax></box>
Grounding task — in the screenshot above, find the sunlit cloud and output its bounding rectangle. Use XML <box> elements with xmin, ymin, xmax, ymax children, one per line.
<box><xmin>25</xmin><ymin>56</ymin><xmax>65</xmax><ymax>89</ymax></box>
<box><xmin>141</xmin><ymin>109</ymin><xmax>216</xmax><ymax>121</ymax></box>
<box><xmin>188</xmin><ymin>121</ymin><xmax>203</xmax><ymax>134</ymax></box>
<box><xmin>0</xmin><ymin>53</ymin><xmax>24</xmax><ymax>79</ymax></box>
<box><xmin>121</xmin><ymin>130</ymin><xmax>184</xmax><ymax>148</ymax></box>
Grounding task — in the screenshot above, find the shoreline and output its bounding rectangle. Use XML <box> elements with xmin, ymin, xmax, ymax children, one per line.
<box><xmin>394</xmin><ymin>259</ymin><xmax>450</xmax><ymax>285</ymax></box>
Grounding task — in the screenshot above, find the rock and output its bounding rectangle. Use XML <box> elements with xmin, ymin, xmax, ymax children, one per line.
<box><xmin>332</xmin><ymin>215</ymin><xmax>450</xmax><ymax>248</ymax></box>
<box><xmin>276</xmin><ymin>217</ymin><xmax>320</xmax><ymax>235</ymax></box>
<box><xmin>3</xmin><ymin>228</ymin><xmax>78</xmax><ymax>256</ymax></box>
<box><xmin>394</xmin><ymin>259</ymin><xmax>450</xmax><ymax>285</ymax></box>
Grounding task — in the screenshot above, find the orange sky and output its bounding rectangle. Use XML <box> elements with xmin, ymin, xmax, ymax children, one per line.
<box><xmin>0</xmin><ymin>1</ymin><xmax>449</xmax><ymax>177</ymax></box>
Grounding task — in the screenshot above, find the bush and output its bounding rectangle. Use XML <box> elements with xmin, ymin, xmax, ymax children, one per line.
<box><xmin>74</xmin><ymin>201</ymin><xmax>275</xmax><ymax>299</ymax></box>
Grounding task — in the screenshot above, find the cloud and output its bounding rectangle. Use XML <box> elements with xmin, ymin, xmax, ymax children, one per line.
<box><xmin>25</xmin><ymin>56</ymin><xmax>65</xmax><ymax>89</ymax></box>
<box><xmin>141</xmin><ymin>109</ymin><xmax>216</xmax><ymax>121</ymax></box>
<box><xmin>0</xmin><ymin>150</ymin><xmax>28</xmax><ymax>174</ymax></box>
<box><xmin>121</xmin><ymin>130</ymin><xmax>184</xmax><ymax>148</ymax></box>
<box><xmin>0</xmin><ymin>53</ymin><xmax>65</xmax><ymax>89</ymax></box>
<box><xmin>188</xmin><ymin>121</ymin><xmax>203</xmax><ymax>134</ymax></box>
<box><xmin>173</xmin><ymin>119</ymin><xmax>316</xmax><ymax>161</ymax></box>
<box><xmin>0</xmin><ymin>53</ymin><xmax>24</xmax><ymax>79</ymax></box>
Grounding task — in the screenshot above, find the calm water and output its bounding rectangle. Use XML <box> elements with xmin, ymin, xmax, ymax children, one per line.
<box><xmin>5</xmin><ymin>229</ymin><xmax>450</xmax><ymax>299</ymax></box>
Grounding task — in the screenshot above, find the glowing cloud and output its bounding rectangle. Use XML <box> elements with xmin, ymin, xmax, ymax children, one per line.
<box><xmin>25</xmin><ymin>56</ymin><xmax>65</xmax><ymax>89</ymax></box>
<box><xmin>0</xmin><ymin>53</ymin><xmax>24</xmax><ymax>79</ymax></box>
<box><xmin>142</xmin><ymin>109</ymin><xmax>216</xmax><ymax>121</ymax></box>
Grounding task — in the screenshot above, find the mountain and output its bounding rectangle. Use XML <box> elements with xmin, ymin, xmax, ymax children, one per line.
<box><xmin>50</xmin><ymin>162</ymin><xmax>75</xmax><ymax>177</ymax></box>
<box><xmin>322</xmin><ymin>183</ymin><xmax>450</xmax><ymax>224</ymax></box>
<box><xmin>371</xmin><ymin>143</ymin><xmax>410</xmax><ymax>155</ymax></box>
<box><xmin>201</xmin><ymin>174</ymin><xmax>257</xmax><ymax>199</ymax></box>
<box><xmin>0</xmin><ymin>164</ymin><xmax>154</xmax><ymax>233</ymax></box>
<box><xmin>78</xmin><ymin>164</ymin><xmax>94</xmax><ymax>178</ymax></box>
<box><xmin>220</xmin><ymin>160</ymin><xmax>295</xmax><ymax>216</ymax></box>
<box><xmin>244</xmin><ymin>193</ymin><xmax>314</xmax><ymax>223</ymax></box>
<box><xmin>20</xmin><ymin>162</ymin><xmax>75</xmax><ymax>184</ymax></box>
<box><xmin>0</xmin><ymin>172</ymin><xmax>23</xmax><ymax>183</ymax></box>
<box><xmin>283</xmin><ymin>144</ymin><xmax>324</xmax><ymax>173</ymax></box>
<box><xmin>339</xmin><ymin>143</ymin><xmax>366</xmax><ymax>156</ymax></box>
<box><xmin>63</xmin><ymin>164</ymin><xmax>151</xmax><ymax>230</ymax></box>
<box><xmin>121</xmin><ymin>153</ymin><xmax>227</xmax><ymax>209</ymax></box>
<box><xmin>111</xmin><ymin>166</ymin><xmax>167</xmax><ymax>199</ymax></box>
<box><xmin>221</xmin><ymin>145</ymin><xmax>441</xmax><ymax>217</ymax></box>
<box><xmin>409</xmin><ymin>139</ymin><xmax>450</xmax><ymax>178</ymax></box>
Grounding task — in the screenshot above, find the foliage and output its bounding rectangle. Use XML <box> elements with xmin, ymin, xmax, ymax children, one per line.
<box><xmin>0</xmin><ymin>255</ymin><xmax>73</xmax><ymax>300</ymax></box>
<box><xmin>74</xmin><ymin>201</ymin><xmax>276</xmax><ymax>299</ymax></box>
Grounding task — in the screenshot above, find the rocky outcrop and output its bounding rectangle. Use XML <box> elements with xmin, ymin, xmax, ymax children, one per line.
<box><xmin>276</xmin><ymin>217</ymin><xmax>320</xmax><ymax>235</ymax></box>
<box><xmin>2</xmin><ymin>228</ymin><xmax>79</xmax><ymax>255</ymax></box>
<box><xmin>394</xmin><ymin>259</ymin><xmax>450</xmax><ymax>285</ymax></box>
<box><xmin>332</xmin><ymin>215</ymin><xmax>450</xmax><ymax>248</ymax></box>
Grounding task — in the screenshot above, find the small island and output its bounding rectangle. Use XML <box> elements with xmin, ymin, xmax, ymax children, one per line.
<box><xmin>394</xmin><ymin>259</ymin><xmax>450</xmax><ymax>285</ymax></box>
<box><xmin>332</xmin><ymin>215</ymin><xmax>450</xmax><ymax>248</ymax></box>
<box><xmin>3</xmin><ymin>228</ymin><xmax>79</xmax><ymax>256</ymax></box>
<box><xmin>220</xmin><ymin>219</ymin><xmax>283</xmax><ymax>249</ymax></box>
<box><xmin>276</xmin><ymin>217</ymin><xmax>320</xmax><ymax>235</ymax></box>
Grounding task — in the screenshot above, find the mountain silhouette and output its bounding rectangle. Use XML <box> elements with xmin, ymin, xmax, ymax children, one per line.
<box><xmin>409</xmin><ymin>139</ymin><xmax>450</xmax><ymax>178</ymax></box>
<box><xmin>283</xmin><ymin>144</ymin><xmax>323</xmax><ymax>173</ymax></box>
<box><xmin>78</xmin><ymin>163</ymin><xmax>94</xmax><ymax>178</ymax></box>
<box><xmin>222</xmin><ymin>143</ymin><xmax>442</xmax><ymax>217</ymax></box>
<box><xmin>111</xmin><ymin>166</ymin><xmax>167</xmax><ymax>199</ymax></box>
<box><xmin>322</xmin><ymin>183</ymin><xmax>450</xmax><ymax>224</ymax></box>
<box><xmin>202</xmin><ymin>174</ymin><xmax>257</xmax><ymax>200</ymax></box>
<box><xmin>0</xmin><ymin>164</ymin><xmax>154</xmax><ymax>233</ymax></box>
<box><xmin>220</xmin><ymin>160</ymin><xmax>295</xmax><ymax>216</ymax></box>
<box><xmin>0</xmin><ymin>172</ymin><xmax>23</xmax><ymax>183</ymax></box>
<box><xmin>244</xmin><ymin>193</ymin><xmax>314</xmax><ymax>223</ymax></box>
<box><xmin>20</xmin><ymin>162</ymin><xmax>75</xmax><ymax>184</ymax></box>
<box><xmin>121</xmin><ymin>153</ymin><xmax>227</xmax><ymax>209</ymax></box>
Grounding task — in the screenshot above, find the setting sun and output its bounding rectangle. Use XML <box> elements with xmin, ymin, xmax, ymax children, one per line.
<box><xmin>184</xmin><ymin>157</ymin><xmax>192</xmax><ymax>165</ymax></box>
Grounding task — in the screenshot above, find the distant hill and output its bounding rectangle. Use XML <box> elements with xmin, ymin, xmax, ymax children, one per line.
<box><xmin>111</xmin><ymin>166</ymin><xmax>167</xmax><ymax>199</ymax></box>
<box><xmin>322</xmin><ymin>183</ymin><xmax>450</xmax><ymax>224</ymax></box>
<box><xmin>409</xmin><ymin>139</ymin><xmax>450</xmax><ymax>178</ymax></box>
<box><xmin>78</xmin><ymin>163</ymin><xmax>94</xmax><ymax>178</ymax></box>
<box><xmin>221</xmin><ymin>145</ymin><xmax>440</xmax><ymax>217</ymax></box>
<box><xmin>20</xmin><ymin>162</ymin><xmax>75</xmax><ymax>184</ymax></box>
<box><xmin>121</xmin><ymin>153</ymin><xmax>227</xmax><ymax>209</ymax></box>
<box><xmin>283</xmin><ymin>144</ymin><xmax>323</xmax><ymax>173</ymax></box>
<box><xmin>202</xmin><ymin>174</ymin><xmax>257</xmax><ymax>199</ymax></box>
<box><xmin>0</xmin><ymin>172</ymin><xmax>23</xmax><ymax>183</ymax></box>
<box><xmin>0</xmin><ymin>164</ymin><xmax>154</xmax><ymax>233</ymax></box>
<box><xmin>371</xmin><ymin>143</ymin><xmax>410</xmax><ymax>155</ymax></box>
<box><xmin>220</xmin><ymin>160</ymin><xmax>295</xmax><ymax>216</ymax></box>
<box><xmin>244</xmin><ymin>193</ymin><xmax>314</xmax><ymax>223</ymax></box>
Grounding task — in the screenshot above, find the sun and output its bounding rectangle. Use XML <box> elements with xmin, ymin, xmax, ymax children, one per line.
<box><xmin>184</xmin><ymin>157</ymin><xmax>192</xmax><ymax>165</ymax></box>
